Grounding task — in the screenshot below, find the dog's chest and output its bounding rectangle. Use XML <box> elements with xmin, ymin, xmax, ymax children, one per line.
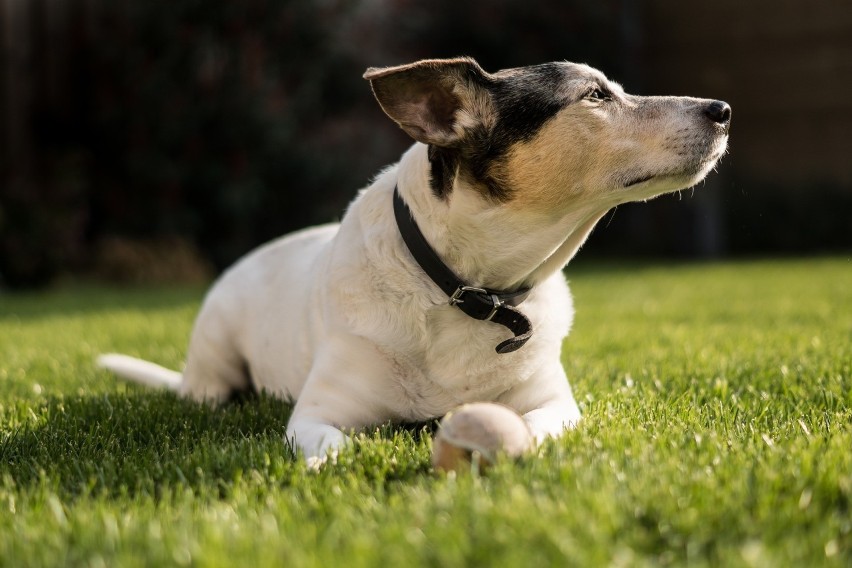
<box><xmin>390</xmin><ymin>359</ymin><xmax>521</xmax><ymax>421</ymax></box>
<box><xmin>383</xmin><ymin>307</ymin><xmax>549</xmax><ymax>420</ymax></box>
<box><xmin>326</xmin><ymin>185</ymin><xmax>573</xmax><ymax>419</ymax></box>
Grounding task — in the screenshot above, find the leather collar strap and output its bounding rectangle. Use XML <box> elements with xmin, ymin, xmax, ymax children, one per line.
<box><xmin>392</xmin><ymin>185</ymin><xmax>533</xmax><ymax>354</ymax></box>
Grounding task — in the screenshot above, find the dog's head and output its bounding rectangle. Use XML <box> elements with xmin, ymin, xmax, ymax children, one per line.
<box><xmin>364</xmin><ymin>57</ymin><xmax>730</xmax><ymax>215</ymax></box>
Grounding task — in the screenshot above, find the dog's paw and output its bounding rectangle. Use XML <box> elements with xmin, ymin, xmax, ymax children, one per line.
<box><xmin>304</xmin><ymin>450</ymin><xmax>340</xmax><ymax>472</ymax></box>
<box><xmin>305</xmin><ymin>455</ymin><xmax>328</xmax><ymax>471</ymax></box>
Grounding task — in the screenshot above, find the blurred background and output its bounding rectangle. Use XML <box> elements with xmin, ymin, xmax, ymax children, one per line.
<box><xmin>1</xmin><ymin>0</ymin><xmax>850</xmax><ymax>289</ymax></box>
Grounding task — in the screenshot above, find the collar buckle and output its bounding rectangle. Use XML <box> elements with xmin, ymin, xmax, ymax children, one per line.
<box><xmin>448</xmin><ymin>285</ymin><xmax>488</xmax><ymax>306</ymax></box>
<box><xmin>485</xmin><ymin>293</ymin><xmax>505</xmax><ymax>321</ymax></box>
<box><xmin>449</xmin><ymin>286</ymin><xmax>505</xmax><ymax>322</ymax></box>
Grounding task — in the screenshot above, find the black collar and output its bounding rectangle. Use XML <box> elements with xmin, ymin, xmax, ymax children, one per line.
<box><xmin>392</xmin><ymin>185</ymin><xmax>533</xmax><ymax>354</ymax></box>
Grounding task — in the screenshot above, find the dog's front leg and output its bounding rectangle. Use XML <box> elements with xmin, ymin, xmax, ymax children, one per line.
<box><xmin>498</xmin><ymin>362</ymin><xmax>582</xmax><ymax>444</ymax></box>
<box><xmin>286</xmin><ymin>334</ymin><xmax>397</xmax><ymax>468</ymax></box>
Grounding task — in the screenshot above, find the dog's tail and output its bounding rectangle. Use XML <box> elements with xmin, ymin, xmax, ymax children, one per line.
<box><xmin>97</xmin><ymin>354</ymin><xmax>182</xmax><ymax>391</ymax></box>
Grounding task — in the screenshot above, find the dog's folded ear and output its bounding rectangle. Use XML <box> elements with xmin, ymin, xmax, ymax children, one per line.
<box><xmin>364</xmin><ymin>57</ymin><xmax>493</xmax><ymax>147</ymax></box>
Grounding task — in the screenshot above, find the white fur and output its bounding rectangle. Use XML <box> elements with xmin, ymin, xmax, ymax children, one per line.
<box><xmin>99</xmin><ymin>144</ymin><xmax>582</xmax><ymax>461</ymax></box>
<box><xmin>96</xmin><ymin>354</ymin><xmax>182</xmax><ymax>390</ymax></box>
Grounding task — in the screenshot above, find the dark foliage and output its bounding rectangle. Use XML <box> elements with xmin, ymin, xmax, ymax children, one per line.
<box><xmin>1</xmin><ymin>0</ymin><xmax>848</xmax><ymax>288</ymax></box>
<box><xmin>1</xmin><ymin>0</ymin><xmax>629</xmax><ymax>288</ymax></box>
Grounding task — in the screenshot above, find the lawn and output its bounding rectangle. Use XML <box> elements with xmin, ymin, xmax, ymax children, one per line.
<box><xmin>0</xmin><ymin>257</ymin><xmax>850</xmax><ymax>567</ymax></box>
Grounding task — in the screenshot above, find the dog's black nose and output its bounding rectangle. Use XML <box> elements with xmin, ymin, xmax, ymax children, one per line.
<box><xmin>704</xmin><ymin>100</ymin><xmax>732</xmax><ymax>126</ymax></box>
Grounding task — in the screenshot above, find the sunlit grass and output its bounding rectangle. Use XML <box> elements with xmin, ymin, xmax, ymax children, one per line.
<box><xmin>1</xmin><ymin>257</ymin><xmax>850</xmax><ymax>567</ymax></box>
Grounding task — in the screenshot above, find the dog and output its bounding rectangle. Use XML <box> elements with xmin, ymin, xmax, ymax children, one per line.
<box><xmin>99</xmin><ymin>57</ymin><xmax>730</xmax><ymax>467</ymax></box>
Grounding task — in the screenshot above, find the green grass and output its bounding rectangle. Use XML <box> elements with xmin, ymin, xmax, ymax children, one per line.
<box><xmin>1</xmin><ymin>257</ymin><xmax>851</xmax><ymax>567</ymax></box>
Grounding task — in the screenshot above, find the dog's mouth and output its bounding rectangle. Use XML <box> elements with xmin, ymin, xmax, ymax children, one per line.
<box><xmin>622</xmin><ymin>148</ymin><xmax>727</xmax><ymax>190</ymax></box>
<box><xmin>622</xmin><ymin>165</ymin><xmax>710</xmax><ymax>190</ymax></box>
<box><xmin>621</xmin><ymin>129</ymin><xmax>729</xmax><ymax>190</ymax></box>
<box><xmin>623</xmin><ymin>173</ymin><xmax>655</xmax><ymax>188</ymax></box>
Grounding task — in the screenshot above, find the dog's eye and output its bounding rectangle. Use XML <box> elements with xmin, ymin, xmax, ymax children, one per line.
<box><xmin>586</xmin><ymin>88</ymin><xmax>611</xmax><ymax>102</ymax></box>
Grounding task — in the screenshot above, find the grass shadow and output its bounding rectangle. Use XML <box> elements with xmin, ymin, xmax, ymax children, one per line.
<box><xmin>0</xmin><ymin>391</ymin><xmax>440</xmax><ymax>499</ymax></box>
<box><xmin>0</xmin><ymin>391</ymin><xmax>295</xmax><ymax>498</ymax></box>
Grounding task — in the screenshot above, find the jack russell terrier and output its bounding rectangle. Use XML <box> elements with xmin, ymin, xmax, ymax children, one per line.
<box><xmin>99</xmin><ymin>57</ymin><xmax>731</xmax><ymax>467</ymax></box>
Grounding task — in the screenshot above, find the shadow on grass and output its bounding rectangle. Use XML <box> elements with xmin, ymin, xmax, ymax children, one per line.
<box><xmin>0</xmin><ymin>391</ymin><xmax>439</xmax><ymax>499</ymax></box>
<box><xmin>0</xmin><ymin>391</ymin><xmax>294</xmax><ymax>498</ymax></box>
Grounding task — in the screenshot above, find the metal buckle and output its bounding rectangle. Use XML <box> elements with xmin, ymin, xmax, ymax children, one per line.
<box><xmin>448</xmin><ymin>285</ymin><xmax>488</xmax><ymax>306</ymax></box>
<box><xmin>449</xmin><ymin>286</ymin><xmax>504</xmax><ymax>321</ymax></box>
<box><xmin>485</xmin><ymin>294</ymin><xmax>504</xmax><ymax>321</ymax></box>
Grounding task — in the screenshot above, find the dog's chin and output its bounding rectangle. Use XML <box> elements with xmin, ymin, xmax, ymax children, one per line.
<box><xmin>619</xmin><ymin>172</ymin><xmax>702</xmax><ymax>203</ymax></box>
<box><xmin>621</xmin><ymin>170</ymin><xmax>713</xmax><ymax>202</ymax></box>
<box><xmin>621</xmin><ymin>145</ymin><xmax>727</xmax><ymax>201</ymax></box>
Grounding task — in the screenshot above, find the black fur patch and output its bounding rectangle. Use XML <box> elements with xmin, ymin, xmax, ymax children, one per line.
<box><xmin>490</xmin><ymin>63</ymin><xmax>571</xmax><ymax>145</ymax></box>
<box><xmin>427</xmin><ymin>63</ymin><xmax>571</xmax><ymax>201</ymax></box>
<box><xmin>428</xmin><ymin>145</ymin><xmax>459</xmax><ymax>199</ymax></box>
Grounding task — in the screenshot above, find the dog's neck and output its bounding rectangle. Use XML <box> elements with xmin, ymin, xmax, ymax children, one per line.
<box><xmin>395</xmin><ymin>144</ymin><xmax>607</xmax><ymax>292</ymax></box>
